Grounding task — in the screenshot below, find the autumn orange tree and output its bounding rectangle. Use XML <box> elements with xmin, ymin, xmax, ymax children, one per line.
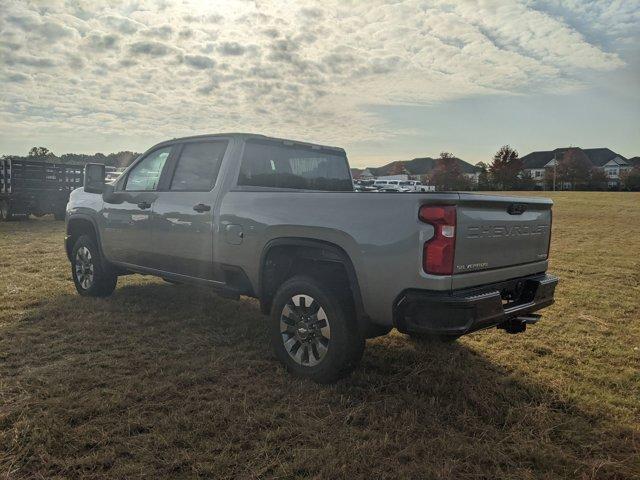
<box><xmin>429</xmin><ymin>152</ymin><xmax>470</xmax><ymax>191</ymax></box>
<box><xmin>475</xmin><ymin>161</ymin><xmax>492</xmax><ymax>190</ymax></box>
<box><xmin>489</xmin><ymin>145</ymin><xmax>522</xmax><ymax>190</ymax></box>
<box><xmin>620</xmin><ymin>166</ymin><xmax>640</xmax><ymax>191</ymax></box>
<box><xmin>557</xmin><ymin>148</ymin><xmax>591</xmax><ymax>189</ymax></box>
<box><xmin>387</xmin><ymin>161</ymin><xmax>409</xmax><ymax>176</ymax></box>
<box><xmin>588</xmin><ymin>168</ymin><xmax>609</xmax><ymax>190</ymax></box>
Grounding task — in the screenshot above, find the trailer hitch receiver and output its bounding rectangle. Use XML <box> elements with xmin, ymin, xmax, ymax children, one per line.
<box><xmin>498</xmin><ymin>314</ymin><xmax>541</xmax><ymax>334</ymax></box>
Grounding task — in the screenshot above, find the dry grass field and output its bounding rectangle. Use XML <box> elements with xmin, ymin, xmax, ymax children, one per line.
<box><xmin>0</xmin><ymin>192</ymin><xmax>638</xmax><ymax>479</ymax></box>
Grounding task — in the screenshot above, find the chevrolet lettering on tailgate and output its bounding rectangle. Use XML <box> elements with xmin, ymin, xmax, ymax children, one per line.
<box><xmin>466</xmin><ymin>224</ymin><xmax>548</xmax><ymax>239</ymax></box>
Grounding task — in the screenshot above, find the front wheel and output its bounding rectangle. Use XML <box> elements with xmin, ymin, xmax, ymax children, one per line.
<box><xmin>270</xmin><ymin>275</ymin><xmax>364</xmax><ymax>384</ymax></box>
<box><xmin>71</xmin><ymin>235</ymin><xmax>117</xmax><ymax>297</ymax></box>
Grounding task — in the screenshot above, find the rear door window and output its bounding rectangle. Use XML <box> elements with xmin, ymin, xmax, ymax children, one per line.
<box><xmin>170</xmin><ymin>141</ymin><xmax>228</xmax><ymax>191</ymax></box>
<box><xmin>238</xmin><ymin>140</ymin><xmax>352</xmax><ymax>191</ymax></box>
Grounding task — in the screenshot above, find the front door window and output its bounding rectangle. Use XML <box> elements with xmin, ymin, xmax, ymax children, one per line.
<box><xmin>125</xmin><ymin>147</ymin><xmax>171</xmax><ymax>191</ymax></box>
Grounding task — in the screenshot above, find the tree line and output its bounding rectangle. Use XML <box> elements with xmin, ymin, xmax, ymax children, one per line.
<box><xmin>1</xmin><ymin>147</ymin><xmax>140</xmax><ymax>168</ymax></box>
<box><xmin>426</xmin><ymin>146</ymin><xmax>640</xmax><ymax>192</ymax></box>
<box><xmin>5</xmin><ymin>146</ymin><xmax>640</xmax><ymax>191</ymax></box>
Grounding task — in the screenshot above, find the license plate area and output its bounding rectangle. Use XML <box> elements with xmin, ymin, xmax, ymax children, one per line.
<box><xmin>500</xmin><ymin>278</ymin><xmax>538</xmax><ymax>309</ymax></box>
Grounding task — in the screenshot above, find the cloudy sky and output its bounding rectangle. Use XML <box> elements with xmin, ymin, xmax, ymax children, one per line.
<box><xmin>1</xmin><ymin>0</ymin><xmax>638</xmax><ymax>167</ymax></box>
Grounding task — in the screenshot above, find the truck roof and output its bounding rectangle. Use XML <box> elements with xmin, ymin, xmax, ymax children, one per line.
<box><xmin>156</xmin><ymin>132</ymin><xmax>346</xmax><ymax>154</ymax></box>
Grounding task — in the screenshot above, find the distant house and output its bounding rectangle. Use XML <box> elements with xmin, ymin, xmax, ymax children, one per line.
<box><xmin>521</xmin><ymin>147</ymin><xmax>632</xmax><ymax>189</ymax></box>
<box><xmin>628</xmin><ymin>157</ymin><xmax>640</xmax><ymax>167</ymax></box>
<box><xmin>360</xmin><ymin>168</ymin><xmax>375</xmax><ymax>180</ymax></box>
<box><xmin>366</xmin><ymin>156</ymin><xmax>481</xmax><ymax>184</ymax></box>
<box><xmin>350</xmin><ymin>168</ymin><xmax>375</xmax><ymax>181</ymax></box>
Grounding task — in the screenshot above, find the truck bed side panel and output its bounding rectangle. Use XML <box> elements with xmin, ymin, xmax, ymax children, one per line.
<box><xmin>216</xmin><ymin>192</ymin><xmax>550</xmax><ymax>326</ymax></box>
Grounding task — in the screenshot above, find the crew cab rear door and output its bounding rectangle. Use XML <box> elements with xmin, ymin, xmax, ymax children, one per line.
<box><xmin>148</xmin><ymin>140</ymin><xmax>229</xmax><ymax>280</ymax></box>
<box><xmin>453</xmin><ymin>194</ymin><xmax>552</xmax><ymax>278</ymax></box>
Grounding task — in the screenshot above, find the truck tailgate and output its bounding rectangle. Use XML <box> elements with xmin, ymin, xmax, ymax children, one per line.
<box><xmin>454</xmin><ymin>194</ymin><xmax>552</xmax><ymax>275</ymax></box>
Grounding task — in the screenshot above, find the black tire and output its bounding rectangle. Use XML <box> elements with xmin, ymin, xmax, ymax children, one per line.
<box><xmin>71</xmin><ymin>234</ymin><xmax>117</xmax><ymax>297</ymax></box>
<box><xmin>270</xmin><ymin>275</ymin><xmax>365</xmax><ymax>384</ymax></box>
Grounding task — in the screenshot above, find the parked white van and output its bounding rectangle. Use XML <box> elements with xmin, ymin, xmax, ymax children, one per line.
<box><xmin>399</xmin><ymin>180</ymin><xmax>435</xmax><ymax>192</ymax></box>
<box><xmin>374</xmin><ymin>179</ymin><xmax>403</xmax><ymax>191</ymax></box>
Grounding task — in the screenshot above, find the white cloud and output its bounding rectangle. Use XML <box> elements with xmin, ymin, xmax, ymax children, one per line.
<box><xmin>183</xmin><ymin>54</ymin><xmax>215</xmax><ymax>69</ymax></box>
<box><xmin>0</xmin><ymin>0</ymin><xmax>633</xmax><ymax>152</ymax></box>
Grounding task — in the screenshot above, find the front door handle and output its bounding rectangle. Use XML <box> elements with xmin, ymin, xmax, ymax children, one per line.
<box><xmin>137</xmin><ymin>201</ymin><xmax>152</xmax><ymax>210</ymax></box>
<box><xmin>193</xmin><ymin>203</ymin><xmax>211</xmax><ymax>213</ymax></box>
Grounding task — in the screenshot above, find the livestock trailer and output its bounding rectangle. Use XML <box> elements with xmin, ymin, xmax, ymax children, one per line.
<box><xmin>0</xmin><ymin>159</ymin><xmax>84</xmax><ymax>221</ymax></box>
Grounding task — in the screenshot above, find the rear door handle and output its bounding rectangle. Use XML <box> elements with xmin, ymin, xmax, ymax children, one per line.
<box><xmin>137</xmin><ymin>201</ymin><xmax>152</xmax><ymax>210</ymax></box>
<box><xmin>193</xmin><ymin>203</ymin><xmax>211</xmax><ymax>213</ymax></box>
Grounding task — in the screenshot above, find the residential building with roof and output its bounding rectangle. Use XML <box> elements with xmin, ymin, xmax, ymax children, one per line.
<box><xmin>350</xmin><ymin>168</ymin><xmax>375</xmax><ymax>180</ymax></box>
<box><xmin>521</xmin><ymin>147</ymin><xmax>632</xmax><ymax>189</ymax></box>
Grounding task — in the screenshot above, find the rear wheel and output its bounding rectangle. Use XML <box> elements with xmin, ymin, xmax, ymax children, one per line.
<box><xmin>270</xmin><ymin>275</ymin><xmax>364</xmax><ymax>384</ymax></box>
<box><xmin>71</xmin><ymin>235</ymin><xmax>117</xmax><ymax>297</ymax></box>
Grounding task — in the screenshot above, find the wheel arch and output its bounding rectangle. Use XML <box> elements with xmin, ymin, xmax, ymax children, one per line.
<box><xmin>258</xmin><ymin>237</ymin><xmax>372</xmax><ymax>331</ymax></box>
<box><xmin>65</xmin><ymin>215</ymin><xmax>101</xmax><ymax>262</ymax></box>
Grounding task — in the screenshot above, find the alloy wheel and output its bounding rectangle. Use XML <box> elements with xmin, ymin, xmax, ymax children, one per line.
<box><xmin>280</xmin><ymin>294</ymin><xmax>331</xmax><ymax>366</ymax></box>
<box><xmin>75</xmin><ymin>246</ymin><xmax>94</xmax><ymax>290</ymax></box>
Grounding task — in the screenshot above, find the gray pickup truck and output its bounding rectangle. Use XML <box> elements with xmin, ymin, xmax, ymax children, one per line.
<box><xmin>66</xmin><ymin>133</ymin><xmax>558</xmax><ymax>383</ymax></box>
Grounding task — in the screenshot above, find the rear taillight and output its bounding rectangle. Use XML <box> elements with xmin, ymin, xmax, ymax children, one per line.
<box><xmin>419</xmin><ymin>205</ymin><xmax>456</xmax><ymax>275</ymax></box>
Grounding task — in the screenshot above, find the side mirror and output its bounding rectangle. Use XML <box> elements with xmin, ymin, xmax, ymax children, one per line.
<box><xmin>84</xmin><ymin>163</ymin><xmax>105</xmax><ymax>194</ymax></box>
<box><xmin>102</xmin><ymin>183</ymin><xmax>117</xmax><ymax>203</ymax></box>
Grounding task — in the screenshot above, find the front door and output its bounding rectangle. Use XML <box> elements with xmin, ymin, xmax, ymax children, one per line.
<box><xmin>149</xmin><ymin>140</ymin><xmax>229</xmax><ymax>280</ymax></box>
<box><xmin>101</xmin><ymin>146</ymin><xmax>173</xmax><ymax>267</ymax></box>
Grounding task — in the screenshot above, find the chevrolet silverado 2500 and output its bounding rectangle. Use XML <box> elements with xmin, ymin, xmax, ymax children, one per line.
<box><xmin>66</xmin><ymin>133</ymin><xmax>558</xmax><ymax>383</ymax></box>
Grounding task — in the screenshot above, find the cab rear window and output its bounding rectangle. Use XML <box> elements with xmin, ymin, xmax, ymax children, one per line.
<box><xmin>238</xmin><ymin>140</ymin><xmax>352</xmax><ymax>191</ymax></box>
